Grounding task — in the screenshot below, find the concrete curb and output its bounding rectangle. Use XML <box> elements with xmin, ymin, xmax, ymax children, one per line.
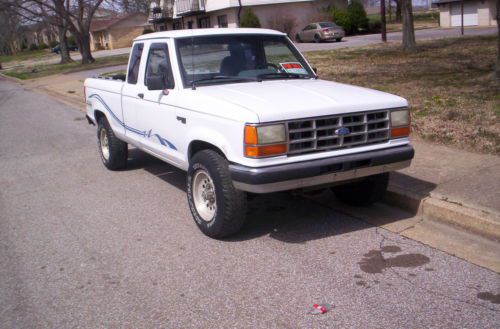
<box><xmin>384</xmin><ymin>184</ymin><xmax>500</xmax><ymax>242</ymax></box>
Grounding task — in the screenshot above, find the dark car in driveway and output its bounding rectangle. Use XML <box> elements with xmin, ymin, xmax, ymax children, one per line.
<box><xmin>51</xmin><ymin>44</ymin><xmax>78</xmax><ymax>54</ymax></box>
<box><xmin>295</xmin><ymin>22</ymin><xmax>345</xmax><ymax>43</ymax></box>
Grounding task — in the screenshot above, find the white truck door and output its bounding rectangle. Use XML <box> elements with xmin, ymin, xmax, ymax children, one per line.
<box><xmin>138</xmin><ymin>41</ymin><xmax>183</xmax><ymax>166</ymax></box>
<box><xmin>122</xmin><ymin>42</ymin><xmax>147</xmax><ymax>145</ymax></box>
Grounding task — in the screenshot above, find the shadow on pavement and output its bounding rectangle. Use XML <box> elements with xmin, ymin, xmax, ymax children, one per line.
<box><xmin>124</xmin><ymin>148</ymin><xmax>434</xmax><ymax>243</ymax></box>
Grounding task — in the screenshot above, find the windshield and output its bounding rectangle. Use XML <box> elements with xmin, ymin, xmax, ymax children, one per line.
<box><xmin>175</xmin><ymin>34</ymin><xmax>314</xmax><ymax>87</ymax></box>
<box><xmin>319</xmin><ymin>22</ymin><xmax>338</xmax><ymax>28</ymax></box>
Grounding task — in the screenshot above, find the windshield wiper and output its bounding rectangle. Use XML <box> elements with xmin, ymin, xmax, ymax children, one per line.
<box><xmin>191</xmin><ymin>76</ymin><xmax>261</xmax><ymax>89</ymax></box>
<box><xmin>257</xmin><ymin>72</ymin><xmax>310</xmax><ymax>80</ymax></box>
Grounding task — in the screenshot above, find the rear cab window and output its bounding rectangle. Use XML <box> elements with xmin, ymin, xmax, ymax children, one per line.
<box><xmin>127</xmin><ymin>43</ymin><xmax>144</xmax><ymax>84</ymax></box>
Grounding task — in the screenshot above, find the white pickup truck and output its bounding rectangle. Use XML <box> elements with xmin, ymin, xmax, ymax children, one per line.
<box><xmin>85</xmin><ymin>28</ymin><xmax>414</xmax><ymax>238</ymax></box>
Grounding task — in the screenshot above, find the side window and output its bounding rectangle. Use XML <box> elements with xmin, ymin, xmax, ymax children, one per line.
<box><xmin>144</xmin><ymin>43</ymin><xmax>175</xmax><ymax>90</ymax></box>
<box><xmin>127</xmin><ymin>43</ymin><xmax>143</xmax><ymax>84</ymax></box>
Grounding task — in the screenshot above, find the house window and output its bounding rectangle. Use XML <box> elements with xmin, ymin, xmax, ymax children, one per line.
<box><xmin>173</xmin><ymin>21</ymin><xmax>182</xmax><ymax>30</ymax></box>
<box><xmin>198</xmin><ymin>17</ymin><xmax>210</xmax><ymax>28</ymax></box>
<box><xmin>217</xmin><ymin>15</ymin><xmax>228</xmax><ymax>28</ymax></box>
<box><xmin>187</xmin><ymin>21</ymin><xmax>194</xmax><ymax>29</ymax></box>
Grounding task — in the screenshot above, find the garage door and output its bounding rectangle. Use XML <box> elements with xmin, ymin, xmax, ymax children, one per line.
<box><xmin>451</xmin><ymin>1</ymin><xmax>478</xmax><ymax>26</ymax></box>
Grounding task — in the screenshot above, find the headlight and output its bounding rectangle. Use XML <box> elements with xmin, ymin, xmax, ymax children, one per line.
<box><xmin>390</xmin><ymin>109</ymin><xmax>410</xmax><ymax>127</ymax></box>
<box><xmin>390</xmin><ymin>108</ymin><xmax>410</xmax><ymax>138</ymax></box>
<box><xmin>244</xmin><ymin>124</ymin><xmax>287</xmax><ymax>157</ymax></box>
<box><xmin>256</xmin><ymin>125</ymin><xmax>286</xmax><ymax>144</ymax></box>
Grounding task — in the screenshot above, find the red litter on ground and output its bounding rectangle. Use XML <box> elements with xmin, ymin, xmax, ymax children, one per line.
<box><xmin>309</xmin><ymin>303</ymin><xmax>332</xmax><ymax>315</ymax></box>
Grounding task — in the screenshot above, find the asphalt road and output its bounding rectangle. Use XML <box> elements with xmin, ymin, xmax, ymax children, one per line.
<box><xmin>297</xmin><ymin>26</ymin><xmax>497</xmax><ymax>52</ymax></box>
<box><xmin>0</xmin><ymin>78</ymin><xmax>499</xmax><ymax>328</ymax></box>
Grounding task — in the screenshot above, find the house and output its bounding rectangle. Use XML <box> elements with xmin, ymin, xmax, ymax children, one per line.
<box><xmin>148</xmin><ymin>0</ymin><xmax>348</xmax><ymax>37</ymax></box>
<box><xmin>434</xmin><ymin>0</ymin><xmax>497</xmax><ymax>27</ymax></box>
<box><xmin>21</xmin><ymin>22</ymin><xmax>59</xmax><ymax>48</ymax></box>
<box><xmin>90</xmin><ymin>13</ymin><xmax>151</xmax><ymax>51</ymax></box>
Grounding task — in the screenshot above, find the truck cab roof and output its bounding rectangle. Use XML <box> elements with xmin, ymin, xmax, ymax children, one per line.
<box><xmin>134</xmin><ymin>28</ymin><xmax>285</xmax><ymax>41</ymax></box>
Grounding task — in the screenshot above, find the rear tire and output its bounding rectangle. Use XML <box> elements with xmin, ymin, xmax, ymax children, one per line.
<box><xmin>97</xmin><ymin>116</ymin><xmax>128</xmax><ymax>170</ymax></box>
<box><xmin>332</xmin><ymin>173</ymin><xmax>389</xmax><ymax>206</ymax></box>
<box><xmin>187</xmin><ymin>150</ymin><xmax>247</xmax><ymax>238</ymax></box>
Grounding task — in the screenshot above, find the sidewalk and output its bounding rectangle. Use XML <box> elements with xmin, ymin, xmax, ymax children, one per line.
<box><xmin>387</xmin><ymin>139</ymin><xmax>500</xmax><ymax>240</ymax></box>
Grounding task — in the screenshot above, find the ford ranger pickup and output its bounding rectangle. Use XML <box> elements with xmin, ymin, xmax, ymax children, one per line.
<box><xmin>84</xmin><ymin>28</ymin><xmax>414</xmax><ymax>238</ymax></box>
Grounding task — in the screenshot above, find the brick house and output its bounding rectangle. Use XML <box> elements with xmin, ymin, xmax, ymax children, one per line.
<box><xmin>148</xmin><ymin>0</ymin><xmax>347</xmax><ymax>37</ymax></box>
<box><xmin>434</xmin><ymin>0</ymin><xmax>497</xmax><ymax>27</ymax></box>
<box><xmin>90</xmin><ymin>13</ymin><xmax>151</xmax><ymax>51</ymax></box>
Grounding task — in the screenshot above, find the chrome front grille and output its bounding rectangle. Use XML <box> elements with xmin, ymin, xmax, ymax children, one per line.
<box><xmin>287</xmin><ymin>110</ymin><xmax>390</xmax><ymax>155</ymax></box>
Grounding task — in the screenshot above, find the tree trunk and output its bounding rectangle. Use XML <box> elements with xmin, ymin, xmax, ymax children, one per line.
<box><xmin>402</xmin><ymin>0</ymin><xmax>416</xmax><ymax>52</ymax></box>
<box><xmin>496</xmin><ymin>0</ymin><xmax>499</xmax><ymax>79</ymax></box>
<box><xmin>381</xmin><ymin>0</ymin><xmax>387</xmax><ymax>42</ymax></box>
<box><xmin>57</xmin><ymin>26</ymin><xmax>72</xmax><ymax>63</ymax></box>
<box><xmin>79</xmin><ymin>29</ymin><xmax>94</xmax><ymax>64</ymax></box>
<box><xmin>395</xmin><ymin>0</ymin><xmax>402</xmax><ymax>23</ymax></box>
<box><xmin>70</xmin><ymin>26</ymin><xmax>95</xmax><ymax>64</ymax></box>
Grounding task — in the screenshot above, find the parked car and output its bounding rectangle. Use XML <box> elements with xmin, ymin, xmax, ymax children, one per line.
<box><xmin>51</xmin><ymin>44</ymin><xmax>78</xmax><ymax>54</ymax></box>
<box><xmin>296</xmin><ymin>22</ymin><xmax>345</xmax><ymax>43</ymax></box>
<box><xmin>84</xmin><ymin>28</ymin><xmax>413</xmax><ymax>238</ymax></box>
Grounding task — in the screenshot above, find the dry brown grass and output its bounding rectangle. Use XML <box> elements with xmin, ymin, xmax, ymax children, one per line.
<box><xmin>305</xmin><ymin>35</ymin><xmax>500</xmax><ymax>155</ymax></box>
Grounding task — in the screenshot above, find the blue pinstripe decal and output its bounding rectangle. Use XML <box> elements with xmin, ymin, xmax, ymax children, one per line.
<box><xmin>89</xmin><ymin>94</ymin><xmax>177</xmax><ymax>151</ymax></box>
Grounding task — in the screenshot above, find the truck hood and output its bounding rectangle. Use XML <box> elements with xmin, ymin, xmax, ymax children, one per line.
<box><xmin>193</xmin><ymin>79</ymin><xmax>408</xmax><ymax>122</ymax></box>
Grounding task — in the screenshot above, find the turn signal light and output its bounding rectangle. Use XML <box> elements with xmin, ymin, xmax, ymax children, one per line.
<box><xmin>244</xmin><ymin>125</ymin><xmax>258</xmax><ymax>145</ymax></box>
<box><xmin>391</xmin><ymin>126</ymin><xmax>410</xmax><ymax>138</ymax></box>
<box><xmin>245</xmin><ymin>144</ymin><xmax>287</xmax><ymax>157</ymax></box>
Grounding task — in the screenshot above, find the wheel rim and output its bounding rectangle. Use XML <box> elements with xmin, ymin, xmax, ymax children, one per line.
<box><xmin>192</xmin><ymin>169</ymin><xmax>216</xmax><ymax>222</ymax></box>
<box><xmin>99</xmin><ymin>128</ymin><xmax>110</xmax><ymax>161</ymax></box>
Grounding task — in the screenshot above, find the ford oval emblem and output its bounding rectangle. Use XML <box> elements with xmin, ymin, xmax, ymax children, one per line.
<box><xmin>335</xmin><ymin>127</ymin><xmax>350</xmax><ymax>136</ymax></box>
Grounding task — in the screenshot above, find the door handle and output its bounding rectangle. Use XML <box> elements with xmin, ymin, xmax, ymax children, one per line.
<box><xmin>137</xmin><ymin>93</ymin><xmax>144</xmax><ymax>99</ymax></box>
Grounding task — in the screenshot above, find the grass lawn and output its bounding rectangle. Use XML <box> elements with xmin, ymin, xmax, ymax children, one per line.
<box><xmin>0</xmin><ymin>49</ymin><xmax>55</xmax><ymax>64</ymax></box>
<box><xmin>305</xmin><ymin>35</ymin><xmax>500</xmax><ymax>155</ymax></box>
<box><xmin>2</xmin><ymin>54</ymin><xmax>129</xmax><ymax>80</ymax></box>
<box><xmin>368</xmin><ymin>11</ymin><xmax>439</xmax><ymax>32</ymax></box>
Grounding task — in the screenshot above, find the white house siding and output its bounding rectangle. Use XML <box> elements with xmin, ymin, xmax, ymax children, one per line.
<box><xmin>438</xmin><ymin>0</ymin><xmax>497</xmax><ymax>27</ymax></box>
<box><xmin>162</xmin><ymin>0</ymin><xmax>347</xmax><ymax>36</ymax></box>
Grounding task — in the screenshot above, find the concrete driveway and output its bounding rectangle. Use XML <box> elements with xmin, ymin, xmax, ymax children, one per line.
<box><xmin>1</xmin><ymin>77</ymin><xmax>499</xmax><ymax>328</ymax></box>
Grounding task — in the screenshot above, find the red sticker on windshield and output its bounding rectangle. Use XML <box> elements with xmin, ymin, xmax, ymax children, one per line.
<box><xmin>280</xmin><ymin>62</ymin><xmax>307</xmax><ymax>75</ymax></box>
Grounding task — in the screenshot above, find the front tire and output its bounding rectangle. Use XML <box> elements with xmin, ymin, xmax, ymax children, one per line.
<box><xmin>97</xmin><ymin>116</ymin><xmax>128</xmax><ymax>170</ymax></box>
<box><xmin>187</xmin><ymin>150</ymin><xmax>247</xmax><ymax>238</ymax></box>
<box><xmin>295</xmin><ymin>34</ymin><xmax>302</xmax><ymax>43</ymax></box>
<box><xmin>332</xmin><ymin>173</ymin><xmax>389</xmax><ymax>206</ymax></box>
<box><xmin>314</xmin><ymin>34</ymin><xmax>322</xmax><ymax>43</ymax></box>
<box><xmin>336</xmin><ymin>37</ymin><xmax>342</xmax><ymax>42</ymax></box>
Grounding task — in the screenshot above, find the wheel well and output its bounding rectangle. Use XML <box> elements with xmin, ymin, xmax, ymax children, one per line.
<box><xmin>188</xmin><ymin>140</ymin><xmax>225</xmax><ymax>162</ymax></box>
<box><xmin>94</xmin><ymin>110</ymin><xmax>105</xmax><ymax>123</ymax></box>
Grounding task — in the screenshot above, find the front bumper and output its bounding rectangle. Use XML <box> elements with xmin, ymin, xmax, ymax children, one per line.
<box><xmin>229</xmin><ymin>144</ymin><xmax>414</xmax><ymax>193</ymax></box>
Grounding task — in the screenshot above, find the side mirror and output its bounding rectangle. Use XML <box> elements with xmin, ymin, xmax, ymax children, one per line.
<box><xmin>146</xmin><ymin>76</ymin><xmax>166</xmax><ymax>90</ymax></box>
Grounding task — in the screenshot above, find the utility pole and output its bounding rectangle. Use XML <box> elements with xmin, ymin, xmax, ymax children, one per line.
<box><xmin>461</xmin><ymin>0</ymin><xmax>464</xmax><ymax>35</ymax></box>
<box><xmin>381</xmin><ymin>0</ymin><xmax>387</xmax><ymax>42</ymax></box>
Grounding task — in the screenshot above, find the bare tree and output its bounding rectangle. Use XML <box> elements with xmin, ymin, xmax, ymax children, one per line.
<box><xmin>66</xmin><ymin>0</ymin><xmax>104</xmax><ymax>64</ymax></box>
<box><xmin>401</xmin><ymin>0</ymin><xmax>416</xmax><ymax>52</ymax></box>
<box><xmin>394</xmin><ymin>0</ymin><xmax>402</xmax><ymax>22</ymax></box>
<box><xmin>496</xmin><ymin>0</ymin><xmax>499</xmax><ymax>79</ymax></box>
<box><xmin>381</xmin><ymin>0</ymin><xmax>387</xmax><ymax>42</ymax></box>
<box><xmin>0</xmin><ymin>1</ymin><xmax>22</xmax><ymax>56</ymax></box>
<box><xmin>19</xmin><ymin>0</ymin><xmax>104</xmax><ymax>64</ymax></box>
